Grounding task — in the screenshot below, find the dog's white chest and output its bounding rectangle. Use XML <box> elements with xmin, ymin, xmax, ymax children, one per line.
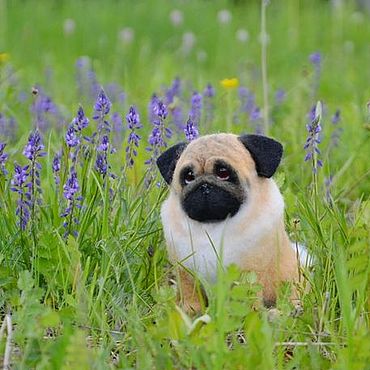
<box><xmin>161</xmin><ymin>199</ymin><xmax>251</xmax><ymax>282</ymax></box>
<box><xmin>172</xmin><ymin>224</ymin><xmax>242</xmax><ymax>281</ymax></box>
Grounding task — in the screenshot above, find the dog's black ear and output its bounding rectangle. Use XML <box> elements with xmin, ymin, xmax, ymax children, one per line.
<box><xmin>238</xmin><ymin>134</ymin><xmax>283</xmax><ymax>178</ymax></box>
<box><xmin>157</xmin><ymin>142</ymin><xmax>187</xmax><ymax>184</ymax></box>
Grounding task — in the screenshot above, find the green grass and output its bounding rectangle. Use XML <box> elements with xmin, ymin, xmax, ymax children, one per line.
<box><xmin>0</xmin><ymin>0</ymin><xmax>369</xmax><ymax>368</ymax></box>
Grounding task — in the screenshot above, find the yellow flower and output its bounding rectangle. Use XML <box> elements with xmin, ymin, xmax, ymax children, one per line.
<box><xmin>0</xmin><ymin>52</ymin><xmax>10</xmax><ymax>64</ymax></box>
<box><xmin>220</xmin><ymin>78</ymin><xmax>239</xmax><ymax>89</ymax></box>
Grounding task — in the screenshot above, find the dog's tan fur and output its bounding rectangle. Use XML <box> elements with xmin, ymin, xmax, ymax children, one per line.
<box><xmin>160</xmin><ymin>134</ymin><xmax>300</xmax><ymax>312</ymax></box>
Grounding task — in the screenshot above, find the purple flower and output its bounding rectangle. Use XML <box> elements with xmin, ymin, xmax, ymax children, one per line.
<box><xmin>309</xmin><ymin>52</ymin><xmax>322</xmax><ymax>66</ymax></box>
<box><xmin>331</xmin><ymin>109</ymin><xmax>341</xmax><ymax>125</ymax></box>
<box><xmin>67</xmin><ymin>106</ymin><xmax>90</xmax><ymax>166</ymax></box>
<box><xmin>65</xmin><ymin>126</ymin><xmax>80</xmax><ymax>147</ymax></box>
<box><xmin>250</xmin><ymin>106</ymin><xmax>261</xmax><ymax>121</ymax></box>
<box><xmin>203</xmin><ymin>83</ymin><xmax>215</xmax><ymax>98</ymax></box>
<box><xmin>126</xmin><ymin>106</ymin><xmax>141</xmax><ymax>130</ymax></box>
<box><xmin>95</xmin><ymin>153</ymin><xmax>108</xmax><ymax>176</ymax></box>
<box><xmin>97</xmin><ymin>135</ymin><xmax>109</xmax><ymax>152</ymax></box>
<box><xmin>23</xmin><ymin>130</ymin><xmax>46</xmax><ymax>161</ymax></box>
<box><xmin>93</xmin><ymin>88</ymin><xmax>112</xmax><ymax>134</ymax></box>
<box><xmin>307</xmin><ymin>105</ymin><xmax>316</xmax><ymax>122</ymax></box>
<box><xmin>165</xmin><ymin>77</ymin><xmax>181</xmax><ymax>105</ymax></box>
<box><xmin>125</xmin><ymin>106</ymin><xmax>142</xmax><ymax>168</ymax></box>
<box><xmin>275</xmin><ymin>89</ymin><xmax>286</xmax><ymax>105</ymax></box>
<box><xmin>72</xmin><ymin>106</ymin><xmax>89</xmax><ymax>131</ymax></box>
<box><xmin>146</xmin><ymin>98</ymin><xmax>171</xmax><ymax>186</ymax></box>
<box><xmin>63</xmin><ymin>171</ymin><xmax>80</xmax><ymax>200</ymax></box>
<box><xmin>238</xmin><ymin>87</ymin><xmax>255</xmax><ymax>114</ymax></box>
<box><xmin>172</xmin><ymin>105</ymin><xmax>184</xmax><ymax>131</ymax></box>
<box><xmin>95</xmin><ymin>135</ymin><xmax>115</xmax><ymax>178</ymax></box>
<box><xmin>94</xmin><ymin>88</ymin><xmax>112</xmax><ymax>116</ymax></box>
<box><xmin>11</xmin><ymin>163</ymin><xmax>31</xmax><ymax>230</ymax></box>
<box><xmin>154</xmin><ymin>100</ymin><xmax>168</xmax><ymax>120</ymax></box>
<box><xmin>304</xmin><ymin>101</ymin><xmax>323</xmax><ymax>172</ymax></box>
<box><xmin>249</xmin><ymin>106</ymin><xmax>264</xmax><ymax>134</ymax></box>
<box><xmin>0</xmin><ymin>142</ymin><xmax>9</xmax><ymax>175</ymax></box>
<box><xmin>147</xmin><ymin>99</ymin><xmax>172</xmax><ymax>149</ymax></box>
<box><xmin>184</xmin><ymin>117</ymin><xmax>199</xmax><ymax>142</ymax></box>
<box><xmin>30</xmin><ymin>89</ymin><xmax>62</xmax><ymax>131</ymax></box>
<box><xmin>148</xmin><ymin>94</ymin><xmax>159</xmax><ymax>124</ymax></box>
<box><xmin>189</xmin><ymin>92</ymin><xmax>202</xmax><ymax>125</ymax></box>
<box><xmin>22</xmin><ymin>130</ymin><xmax>46</xmax><ymax>218</ymax></box>
<box><xmin>52</xmin><ymin>154</ymin><xmax>61</xmax><ymax>173</ymax></box>
<box><xmin>52</xmin><ymin>151</ymin><xmax>61</xmax><ymax>186</ymax></box>
<box><xmin>61</xmin><ymin>170</ymin><xmax>82</xmax><ymax>237</ymax></box>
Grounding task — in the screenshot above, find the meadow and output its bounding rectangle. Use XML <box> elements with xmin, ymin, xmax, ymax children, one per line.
<box><xmin>0</xmin><ymin>0</ymin><xmax>369</xmax><ymax>368</ymax></box>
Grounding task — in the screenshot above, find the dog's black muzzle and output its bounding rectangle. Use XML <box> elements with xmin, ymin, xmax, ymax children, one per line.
<box><xmin>182</xmin><ymin>181</ymin><xmax>242</xmax><ymax>223</ymax></box>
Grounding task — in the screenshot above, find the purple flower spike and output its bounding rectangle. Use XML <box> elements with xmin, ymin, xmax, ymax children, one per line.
<box><xmin>184</xmin><ymin>117</ymin><xmax>199</xmax><ymax>142</ymax></box>
<box><xmin>65</xmin><ymin>126</ymin><xmax>80</xmax><ymax>147</ymax></box>
<box><xmin>126</xmin><ymin>106</ymin><xmax>142</xmax><ymax>168</ymax></box>
<box><xmin>31</xmin><ymin>88</ymin><xmax>62</xmax><ymax>131</ymax></box>
<box><xmin>165</xmin><ymin>77</ymin><xmax>181</xmax><ymax>105</ymax></box>
<box><xmin>238</xmin><ymin>87</ymin><xmax>255</xmax><ymax>115</ymax></box>
<box><xmin>126</xmin><ymin>106</ymin><xmax>141</xmax><ymax>129</ymax></box>
<box><xmin>95</xmin><ymin>135</ymin><xmax>114</xmax><ymax>178</ymax></box>
<box><xmin>309</xmin><ymin>52</ymin><xmax>321</xmax><ymax>66</ymax></box>
<box><xmin>97</xmin><ymin>135</ymin><xmax>109</xmax><ymax>152</ymax></box>
<box><xmin>275</xmin><ymin>89</ymin><xmax>286</xmax><ymax>105</ymax></box>
<box><xmin>250</xmin><ymin>106</ymin><xmax>261</xmax><ymax>122</ymax></box>
<box><xmin>22</xmin><ymin>129</ymin><xmax>46</xmax><ymax>212</ymax></box>
<box><xmin>94</xmin><ymin>89</ymin><xmax>112</xmax><ymax>116</ymax></box>
<box><xmin>146</xmin><ymin>98</ymin><xmax>171</xmax><ymax>186</ymax></box>
<box><xmin>93</xmin><ymin>88</ymin><xmax>112</xmax><ymax>134</ymax></box>
<box><xmin>189</xmin><ymin>92</ymin><xmax>202</xmax><ymax>125</ymax></box>
<box><xmin>61</xmin><ymin>170</ymin><xmax>82</xmax><ymax>238</ymax></box>
<box><xmin>304</xmin><ymin>101</ymin><xmax>323</xmax><ymax>172</ymax></box>
<box><xmin>23</xmin><ymin>130</ymin><xmax>46</xmax><ymax>161</ymax></box>
<box><xmin>331</xmin><ymin>109</ymin><xmax>341</xmax><ymax>125</ymax></box>
<box><xmin>204</xmin><ymin>84</ymin><xmax>215</xmax><ymax>98</ymax></box>
<box><xmin>95</xmin><ymin>153</ymin><xmax>108</xmax><ymax>176</ymax></box>
<box><xmin>0</xmin><ymin>142</ymin><xmax>9</xmax><ymax>175</ymax></box>
<box><xmin>154</xmin><ymin>100</ymin><xmax>168</xmax><ymax>120</ymax></box>
<box><xmin>11</xmin><ymin>163</ymin><xmax>31</xmax><ymax>230</ymax></box>
<box><xmin>72</xmin><ymin>106</ymin><xmax>89</xmax><ymax>131</ymax></box>
<box><xmin>63</xmin><ymin>171</ymin><xmax>80</xmax><ymax>200</ymax></box>
<box><xmin>52</xmin><ymin>151</ymin><xmax>61</xmax><ymax>186</ymax></box>
<box><xmin>148</xmin><ymin>94</ymin><xmax>159</xmax><ymax>124</ymax></box>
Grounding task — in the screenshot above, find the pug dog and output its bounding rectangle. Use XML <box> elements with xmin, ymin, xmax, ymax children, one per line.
<box><xmin>157</xmin><ymin>133</ymin><xmax>308</xmax><ymax>313</ymax></box>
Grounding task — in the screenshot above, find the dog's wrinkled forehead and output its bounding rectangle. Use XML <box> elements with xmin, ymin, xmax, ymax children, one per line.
<box><xmin>176</xmin><ymin>134</ymin><xmax>255</xmax><ymax>175</ymax></box>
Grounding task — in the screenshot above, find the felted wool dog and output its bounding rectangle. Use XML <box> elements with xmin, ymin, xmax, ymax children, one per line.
<box><xmin>156</xmin><ymin>133</ymin><xmax>307</xmax><ymax>313</ymax></box>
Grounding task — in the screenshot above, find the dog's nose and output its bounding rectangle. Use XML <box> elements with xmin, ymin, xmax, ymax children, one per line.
<box><xmin>200</xmin><ymin>183</ymin><xmax>212</xmax><ymax>194</ymax></box>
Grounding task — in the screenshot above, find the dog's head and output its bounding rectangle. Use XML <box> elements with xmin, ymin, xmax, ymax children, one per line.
<box><xmin>157</xmin><ymin>133</ymin><xmax>283</xmax><ymax>223</ymax></box>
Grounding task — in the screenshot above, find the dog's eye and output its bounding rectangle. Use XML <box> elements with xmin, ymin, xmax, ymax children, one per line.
<box><xmin>216</xmin><ymin>167</ymin><xmax>230</xmax><ymax>181</ymax></box>
<box><xmin>184</xmin><ymin>170</ymin><xmax>195</xmax><ymax>184</ymax></box>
